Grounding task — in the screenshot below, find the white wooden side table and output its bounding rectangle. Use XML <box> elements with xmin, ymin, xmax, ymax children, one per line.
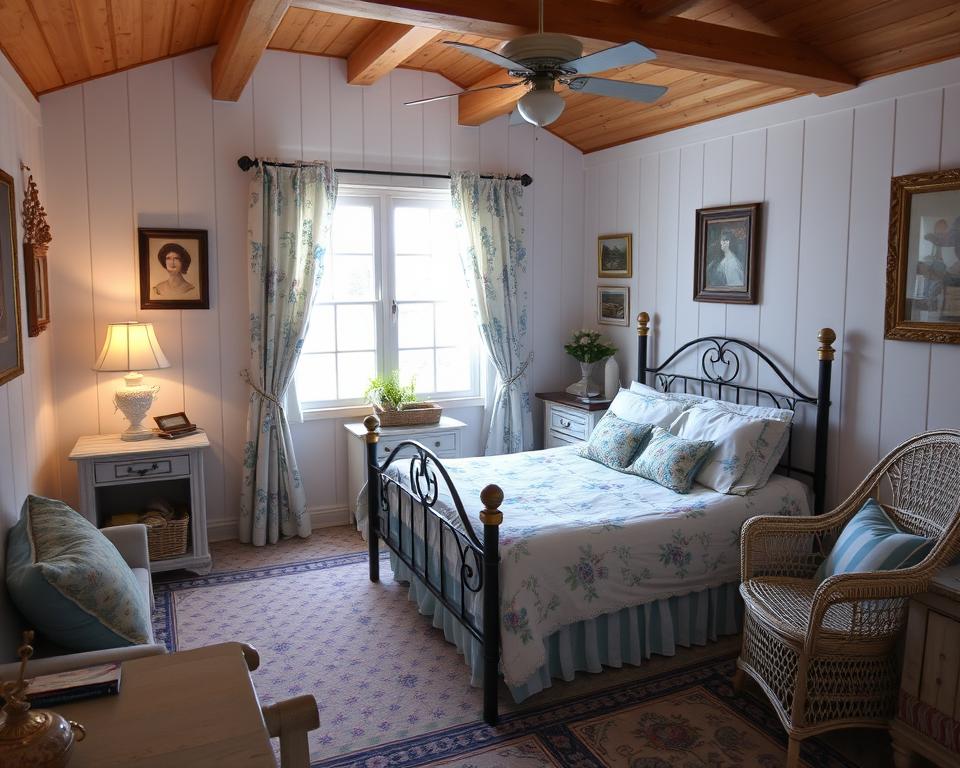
<box><xmin>535</xmin><ymin>391</ymin><xmax>610</xmax><ymax>448</ymax></box>
<box><xmin>68</xmin><ymin>432</ymin><xmax>212</xmax><ymax>574</ymax></box>
<box><xmin>344</xmin><ymin>416</ymin><xmax>467</xmax><ymax>520</ymax></box>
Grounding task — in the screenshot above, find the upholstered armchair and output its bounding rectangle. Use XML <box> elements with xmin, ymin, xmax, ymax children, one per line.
<box><xmin>735</xmin><ymin>429</ymin><xmax>960</xmax><ymax>768</ymax></box>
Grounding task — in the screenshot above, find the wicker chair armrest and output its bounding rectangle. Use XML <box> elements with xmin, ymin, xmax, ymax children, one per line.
<box><xmin>740</xmin><ymin>513</ymin><xmax>848</xmax><ymax>579</ymax></box>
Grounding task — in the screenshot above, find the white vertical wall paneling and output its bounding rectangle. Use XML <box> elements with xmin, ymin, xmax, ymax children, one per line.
<box><xmin>128</xmin><ymin>61</ymin><xmax>184</xmax><ymax>421</ymax></box>
<box><xmin>561</xmin><ymin>142</ymin><xmax>584</xmax><ymax>386</ymax></box>
<box><xmin>330</xmin><ymin>59</ymin><xmax>363</xmax><ymax>167</ymax></box>
<box><xmin>699</xmin><ymin>138</ymin><xmax>733</xmax><ymax>341</ymax></box>
<box><xmin>83</xmin><ymin>75</ymin><xmax>138</xmax><ymax>436</ymax></box>
<box><xmin>478</xmin><ymin>116</ymin><xmax>509</xmax><ymax>174</ymax></box>
<box><xmin>0</xmin><ymin>88</ymin><xmax>18</xmax><ymax>512</ymax></box>
<box><xmin>42</xmin><ymin>87</ymin><xmax>96</xmax><ymax>504</ymax></box>
<box><xmin>211</xmin><ymin>79</ymin><xmax>255</xmax><ymax>531</ymax></box>
<box><xmin>421</xmin><ymin>73</ymin><xmax>451</xmax><ymax>178</ymax></box>
<box><xmin>637</xmin><ymin>155</ymin><xmax>659</xmax><ymax>365</ymax></box>
<box><xmin>756</xmin><ymin>121</ymin><xmax>804</xmax><ymax>397</ymax></box>
<box><xmin>675</xmin><ymin>144</ymin><xmax>704</xmax><ymax>381</ymax></box>
<box><xmin>794</xmin><ymin>110</ymin><xmax>853</xmax><ymax>499</ymax></box>
<box><xmin>927</xmin><ymin>84</ymin><xmax>960</xmax><ymax>432</ymax></box>
<box><xmin>880</xmin><ymin>90</ymin><xmax>944</xmax><ymax>455</ymax></box>
<box><xmin>595</xmin><ymin>161</ymin><xmax>619</xmax><ymax>369</ymax></box>
<box><xmin>726</xmin><ymin>129</ymin><xmax>766</xmax><ymax>391</ymax></box>
<box><xmin>581</xmin><ymin>166</ymin><xmax>599</xmax><ymax>329</ymax></box>
<box><xmin>390</xmin><ymin>69</ymin><xmax>424</xmax><ymax>178</ymax></box>
<box><xmin>612</xmin><ymin>156</ymin><xmax>640</xmax><ymax>382</ymax></box>
<box><xmin>361</xmin><ymin>76</ymin><xmax>392</xmax><ymax>172</ymax></box>
<box><xmin>253</xmin><ymin>52</ymin><xmax>302</xmax><ymax>160</ymax></box>
<box><xmin>838</xmin><ymin>99</ymin><xmax>895</xmax><ymax>490</ymax></box>
<box><xmin>301</xmin><ymin>55</ymin><xmax>332</xmax><ymax>163</ymax></box>
<box><xmin>174</xmin><ymin>49</ymin><xmax>226</xmax><ymax>526</ymax></box>
<box><xmin>450</xmin><ymin>96</ymin><xmax>479</xmax><ymax>173</ymax></box>
<box><xmin>655</xmin><ymin>149</ymin><xmax>680</xmax><ymax>364</ymax></box>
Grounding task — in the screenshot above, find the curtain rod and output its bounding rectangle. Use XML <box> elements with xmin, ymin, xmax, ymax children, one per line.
<box><xmin>236</xmin><ymin>155</ymin><xmax>532</xmax><ymax>187</ymax></box>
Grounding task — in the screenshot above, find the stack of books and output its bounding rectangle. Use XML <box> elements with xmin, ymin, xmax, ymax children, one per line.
<box><xmin>22</xmin><ymin>662</ymin><xmax>121</xmax><ymax>707</ymax></box>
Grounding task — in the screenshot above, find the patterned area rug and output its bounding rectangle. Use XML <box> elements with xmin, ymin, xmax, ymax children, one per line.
<box><xmin>153</xmin><ymin>547</ymin><xmax>858</xmax><ymax>768</ymax></box>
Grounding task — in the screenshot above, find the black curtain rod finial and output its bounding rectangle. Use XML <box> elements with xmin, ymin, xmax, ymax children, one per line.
<box><xmin>237</xmin><ymin>155</ymin><xmax>257</xmax><ymax>172</ymax></box>
<box><xmin>520</xmin><ymin>173</ymin><xmax>533</xmax><ymax>187</ymax></box>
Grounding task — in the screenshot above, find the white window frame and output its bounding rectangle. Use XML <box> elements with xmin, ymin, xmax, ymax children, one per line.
<box><xmin>297</xmin><ymin>184</ymin><xmax>483</xmax><ymax>417</ymax></box>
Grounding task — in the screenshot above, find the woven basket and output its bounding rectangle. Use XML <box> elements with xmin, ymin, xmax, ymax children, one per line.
<box><xmin>143</xmin><ymin>513</ymin><xmax>190</xmax><ymax>561</ymax></box>
<box><xmin>374</xmin><ymin>402</ymin><xmax>442</xmax><ymax>427</ymax></box>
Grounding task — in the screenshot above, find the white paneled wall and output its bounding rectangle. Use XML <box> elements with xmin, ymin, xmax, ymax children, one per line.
<box><xmin>41</xmin><ymin>49</ymin><xmax>584</xmax><ymax>539</ymax></box>
<box><xmin>0</xmin><ymin>55</ymin><xmax>58</xmax><ymax>656</ymax></box>
<box><xmin>583</xmin><ymin>59</ymin><xmax>960</xmax><ymax>506</ymax></box>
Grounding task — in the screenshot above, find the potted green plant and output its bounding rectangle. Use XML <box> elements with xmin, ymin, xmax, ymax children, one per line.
<box><xmin>563</xmin><ymin>329</ymin><xmax>617</xmax><ymax>398</ymax></box>
<box><xmin>364</xmin><ymin>371</ymin><xmax>442</xmax><ymax>427</ymax></box>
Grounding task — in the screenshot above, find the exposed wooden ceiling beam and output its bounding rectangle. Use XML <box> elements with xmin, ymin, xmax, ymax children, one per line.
<box><xmin>457</xmin><ymin>71</ymin><xmax>523</xmax><ymax>125</ymax></box>
<box><xmin>212</xmin><ymin>0</ymin><xmax>291</xmax><ymax>101</ymax></box>
<box><xmin>347</xmin><ymin>22</ymin><xmax>440</xmax><ymax>85</ymax></box>
<box><xmin>633</xmin><ymin>0</ymin><xmax>700</xmax><ymax>19</ymax></box>
<box><xmin>294</xmin><ymin>0</ymin><xmax>856</xmax><ymax>95</ymax></box>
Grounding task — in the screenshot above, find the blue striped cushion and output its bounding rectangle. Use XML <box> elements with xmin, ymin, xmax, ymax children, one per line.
<box><xmin>815</xmin><ymin>499</ymin><xmax>933</xmax><ymax>584</ymax></box>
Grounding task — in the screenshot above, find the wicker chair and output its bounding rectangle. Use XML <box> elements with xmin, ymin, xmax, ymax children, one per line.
<box><xmin>734</xmin><ymin>429</ymin><xmax>960</xmax><ymax>768</ymax></box>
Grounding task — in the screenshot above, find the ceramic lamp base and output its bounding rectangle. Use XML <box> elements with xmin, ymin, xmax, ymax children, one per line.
<box><xmin>114</xmin><ymin>377</ymin><xmax>160</xmax><ymax>441</ymax></box>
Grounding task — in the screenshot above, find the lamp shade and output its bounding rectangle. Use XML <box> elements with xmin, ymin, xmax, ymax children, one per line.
<box><xmin>93</xmin><ymin>322</ymin><xmax>170</xmax><ymax>372</ymax></box>
<box><xmin>517</xmin><ymin>88</ymin><xmax>565</xmax><ymax>127</ymax></box>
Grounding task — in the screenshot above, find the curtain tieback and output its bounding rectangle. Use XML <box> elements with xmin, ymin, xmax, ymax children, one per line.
<box><xmin>241</xmin><ymin>369</ymin><xmax>284</xmax><ymax>412</ymax></box>
<box><xmin>501</xmin><ymin>353</ymin><xmax>533</xmax><ymax>387</ymax></box>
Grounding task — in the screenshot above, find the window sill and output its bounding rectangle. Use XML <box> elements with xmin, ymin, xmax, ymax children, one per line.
<box><xmin>300</xmin><ymin>396</ymin><xmax>485</xmax><ymax>422</ymax></box>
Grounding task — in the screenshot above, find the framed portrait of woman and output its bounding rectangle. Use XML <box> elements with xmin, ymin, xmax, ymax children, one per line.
<box><xmin>693</xmin><ymin>203</ymin><xmax>761</xmax><ymax>304</ymax></box>
<box><xmin>138</xmin><ymin>228</ymin><xmax>210</xmax><ymax>310</ymax></box>
<box><xmin>0</xmin><ymin>167</ymin><xmax>24</xmax><ymax>385</ymax></box>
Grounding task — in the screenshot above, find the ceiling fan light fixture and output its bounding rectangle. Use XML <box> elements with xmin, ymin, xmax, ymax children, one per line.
<box><xmin>517</xmin><ymin>88</ymin><xmax>565</xmax><ymax>127</ymax></box>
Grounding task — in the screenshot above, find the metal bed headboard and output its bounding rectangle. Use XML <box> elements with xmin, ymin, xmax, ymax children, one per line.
<box><xmin>635</xmin><ymin>311</ymin><xmax>836</xmax><ymax>514</ymax></box>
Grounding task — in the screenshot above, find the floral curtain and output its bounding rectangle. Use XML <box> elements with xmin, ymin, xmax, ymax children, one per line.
<box><xmin>240</xmin><ymin>162</ymin><xmax>338</xmax><ymax>545</ymax></box>
<box><xmin>450</xmin><ymin>171</ymin><xmax>533</xmax><ymax>455</ymax></box>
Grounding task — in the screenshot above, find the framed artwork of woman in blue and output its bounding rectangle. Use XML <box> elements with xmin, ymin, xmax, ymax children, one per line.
<box><xmin>694</xmin><ymin>203</ymin><xmax>761</xmax><ymax>305</ymax></box>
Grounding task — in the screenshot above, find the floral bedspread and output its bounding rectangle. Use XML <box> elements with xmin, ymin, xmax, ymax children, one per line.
<box><xmin>360</xmin><ymin>445</ymin><xmax>809</xmax><ymax>688</ymax></box>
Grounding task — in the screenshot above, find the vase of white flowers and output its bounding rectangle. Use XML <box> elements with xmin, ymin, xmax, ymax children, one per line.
<box><xmin>563</xmin><ymin>329</ymin><xmax>617</xmax><ymax>399</ymax></box>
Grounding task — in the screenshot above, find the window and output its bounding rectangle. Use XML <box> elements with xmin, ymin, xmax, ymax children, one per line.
<box><xmin>294</xmin><ymin>186</ymin><xmax>481</xmax><ymax>410</ymax></box>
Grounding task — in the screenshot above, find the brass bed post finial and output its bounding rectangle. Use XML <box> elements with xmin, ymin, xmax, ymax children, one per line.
<box><xmin>637</xmin><ymin>311</ymin><xmax>650</xmax><ymax>337</ymax></box>
<box><xmin>479</xmin><ymin>485</ymin><xmax>504</xmax><ymax>526</ymax></box>
<box><xmin>817</xmin><ymin>328</ymin><xmax>837</xmax><ymax>361</ymax></box>
<box><xmin>363</xmin><ymin>414</ymin><xmax>380</xmax><ymax>443</ymax></box>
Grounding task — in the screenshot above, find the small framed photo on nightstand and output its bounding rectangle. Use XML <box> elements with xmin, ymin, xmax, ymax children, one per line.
<box><xmin>154</xmin><ymin>412</ymin><xmax>197</xmax><ymax>438</ymax></box>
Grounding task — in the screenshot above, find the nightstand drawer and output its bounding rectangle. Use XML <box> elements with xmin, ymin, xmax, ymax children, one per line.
<box><xmin>380</xmin><ymin>431</ymin><xmax>457</xmax><ymax>458</ymax></box>
<box><xmin>550</xmin><ymin>406</ymin><xmax>588</xmax><ymax>440</ymax></box>
<box><xmin>94</xmin><ymin>454</ymin><xmax>191</xmax><ymax>484</ymax></box>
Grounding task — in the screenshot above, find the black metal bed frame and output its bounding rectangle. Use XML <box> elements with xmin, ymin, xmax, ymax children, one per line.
<box><xmin>364</xmin><ymin>312</ymin><xmax>836</xmax><ymax>726</ymax></box>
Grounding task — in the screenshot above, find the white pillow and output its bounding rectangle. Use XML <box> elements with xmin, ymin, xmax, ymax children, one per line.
<box><xmin>631</xmin><ymin>380</ymin><xmax>794</xmax><ymax>422</ymax></box>
<box><xmin>671</xmin><ymin>402</ymin><xmax>792</xmax><ymax>494</ymax></box>
<box><xmin>609</xmin><ymin>388</ymin><xmax>685</xmax><ymax>428</ymax></box>
<box><xmin>630</xmin><ymin>380</ymin><xmax>711</xmax><ymax>408</ymax></box>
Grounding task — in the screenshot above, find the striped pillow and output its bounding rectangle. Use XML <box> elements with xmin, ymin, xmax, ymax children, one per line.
<box><xmin>815</xmin><ymin>499</ymin><xmax>933</xmax><ymax>584</ymax></box>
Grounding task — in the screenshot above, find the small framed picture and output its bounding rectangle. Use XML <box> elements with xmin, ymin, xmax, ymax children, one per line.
<box><xmin>154</xmin><ymin>412</ymin><xmax>195</xmax><ymax>433</ymax></box>
<box><xmin>598</xmin><ymin>285</ymin><xmax>629</xmax><ymax>326</ymax></box>
<box><xmin>597</xmin><ymin>233</ymin><xmax>632</xmax><ymax>278</ymax></box>
<box><xmin>694</xmin><ymin>204</ymin><xmax>761</xmax><ymax>304</ymax></box>
<box><xmin>138</xmin><ymin>228</ymin><xmax>210</xmax><ymax>310</ymax></box>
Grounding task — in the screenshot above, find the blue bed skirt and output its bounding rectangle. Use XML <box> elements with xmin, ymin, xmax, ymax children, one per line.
<box><xmin>390</xmin><ymin>553</ymin><xmax>743</xmax><ymax>703</ymax></box>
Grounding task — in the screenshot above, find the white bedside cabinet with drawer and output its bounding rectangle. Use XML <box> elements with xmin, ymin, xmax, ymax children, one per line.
<box><xmin>345</xmin><ymin>416</ymin><xmax>468</xmax><ymax>521</ymax></box>
<box><xmin>536</xmin><ymin>392</ymin><xmax>610</xmax><ymax>448</ymax></box>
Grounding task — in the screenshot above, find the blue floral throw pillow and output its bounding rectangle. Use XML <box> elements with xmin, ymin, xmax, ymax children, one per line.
<box><xmin>628</xmin><ymin>427</ymin><xmax>715</xmax><ymax>494</ymax></box>
<box><xmin>577</xmin><ymin>413</ymin><xmax>653</xmax><ymax>469</ymax></box>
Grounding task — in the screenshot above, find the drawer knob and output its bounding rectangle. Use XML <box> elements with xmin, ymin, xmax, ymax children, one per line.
<box><xmin>434</xmin><ymin>441</ymin><xmax>441</xmax><ymax>448</ymax></box>
<box><xmin>383</xmin><ymin>447</ymin><xmax>391</xmax><ymax>453</ymax></box>
<box><xmin>127</xmin><ymin>463</ymin><xmax>159</xmax><ymax>477</ymax></box>
<box><xmin>560</xmin><ymin>418</ymin><xmax>571</xmax><ymax>428</ymax></box>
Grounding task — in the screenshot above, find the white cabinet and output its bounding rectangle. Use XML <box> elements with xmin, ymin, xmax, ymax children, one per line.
<box><xmin>344</xmin><ymin>417</ymin><xmax>468</xmax><ymax>519</ymax></box>
<box><xmin>536</xmin><ymin>392</ymin><xmax>609</xmax><ymax>448</ymax></box>
<box><xmin>69</xmin><ymin>432</ymin><xmax>212</xmax><ymax>574</ymax></box>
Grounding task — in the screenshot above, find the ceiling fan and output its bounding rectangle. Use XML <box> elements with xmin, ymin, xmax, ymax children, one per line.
<box><xmin>404</xmin><ymin>0</ymin><xmax>668</xmax><ymax>127</ymax></box>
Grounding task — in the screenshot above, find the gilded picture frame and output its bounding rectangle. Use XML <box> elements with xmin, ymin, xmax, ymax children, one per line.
<box><xmin>597</xmin><ymin>233</ymin><xmax>632</xmax><ymax>278</ymax></box>
<box><xmin>139</xmin><ymin>227</ymin><xmax>210</xmax><ymax>310</ymax></box>
<box><xmin>885</xmin><ymin>168</ymin><xmax>960</xmax><ymax>344</ymax></box>
<box><xmin>693</xmin><ymin>203</ymin><xmax>761</xmax><ymax>304</ymax></box>
<box><xmin>0</xmin><ymin>167</ymin><xmax>24</xmax><ymax>385</ymax></box>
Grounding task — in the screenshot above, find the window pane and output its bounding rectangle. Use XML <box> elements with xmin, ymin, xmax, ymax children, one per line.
<box><xmin>295</xmin><ymin>353</ymin><xmax>337</xmax><ymax>402</ymax></box>
<box><xmin>394</xmin><ymin>206</ymin><xmax>430</xmax><ymax>254</ymax></box>
<box><xmin>337</xmin><ymin>351</ymin><xmax>376</xmax><ymax>399</ymax></box>
<box><xmin>336</xmin><ymin>304</ymin><xmax>376</xmax><ymax>351</ymax></box>
<box><xmin>332</xmin><ymin>204</ymin><xmax>373</xmax><ymax>254</ymax></box>
<box><xmin>435</xmin><ymin>302</ymin><xmax>473</xmax><ymax>348</ymax></box>
<box><xmin>302</xmin><ymin>305</ymin><xmax>335</xmax><ymax>353</ymax></box>
<box><xmin>397</xmin><ymin>303</ymin><xmax>434</xmax><ymax>348</ymax></box>
<box><xmin>429</xmin><ymin>208</ymin><xmax>457</xmax><ymax>257</ymax></box>
<box><xmin>395</xmin><ymin>254</ymin><xmax>434</xmax><ymax>301</ymax></box>
<box><xmin>399</xmin><ymin>349</ymin><xmax>434</xmax><ymax>394</ymax></box>
<box><xmin>436</xmin><ymin>346</ymin><xmax>472</xmax><ymax>393</ymax></box>
<box><xmin>331</xmin><ymin>253</ymin><xmax>375</xmax><ymax>301</ymax></box>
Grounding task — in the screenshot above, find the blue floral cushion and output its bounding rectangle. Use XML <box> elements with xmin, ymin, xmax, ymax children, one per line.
<box><xmin>627</xmin><ymin>427</ymin><xmax>715</xmax><ymax>494</ymax></box>
<box><xmin>6</xmin><ymin>495</ymin><xmax>152</xmax><ymax>651</ymax></box>
<box><xmin>577</xmin><ymin>413</ymin><xmax>653</xmax><ymax>469</ymax></box>
<box><xmin>815</xmin><ymin>499</ymin><xmax>933</xmax><ymax>584</ymax></box>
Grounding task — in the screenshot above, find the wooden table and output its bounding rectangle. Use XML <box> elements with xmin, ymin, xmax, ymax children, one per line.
<box><xmin>56</xmin><ymin>643</ymin><xmax>275</xmax><ymax>767</ymax></box>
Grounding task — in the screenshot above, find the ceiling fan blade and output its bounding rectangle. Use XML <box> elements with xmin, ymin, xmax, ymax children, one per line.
<box><xmin>405</xmin><ymin>81</ymin><xmax>523</xmax><ymax>107</ymax></box>
<box><xmin>566</xmin><ymin>76</ymin><xmax>667</xmax><ymax>103</ymax></box>
<box><xmin>563</xmin><ymin>42</ymin><xmax>656</xmax><ymax>75</ymax></box>
<box><xmin>444</xmin><ymin>41</ymin><xmax>533</xmax><ymax>73</ymax></box>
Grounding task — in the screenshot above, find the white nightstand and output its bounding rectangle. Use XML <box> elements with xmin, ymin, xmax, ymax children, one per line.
<box><xmin>68</xmin><ymin>432</ymin><xmax>212</xmax><ymax>574</ymax></box>
<box><xmin>536</xmin><ymin>392</ymin><xmax>610</xmax><ymax>448</ymax></box>
<box><xmin>344</xmin><ymin>416</ymin><xmax>467</xmax><ymax>519</ymax></box>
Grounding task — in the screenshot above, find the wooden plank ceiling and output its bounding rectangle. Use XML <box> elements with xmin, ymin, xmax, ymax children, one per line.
<box><xmin>1</xmin><ymin>0</ymin><xmax>958</xmax><ymax>152</ymax></box>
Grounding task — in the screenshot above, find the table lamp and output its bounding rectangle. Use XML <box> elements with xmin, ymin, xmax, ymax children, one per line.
<box><xmin>93</xmin><ymin>321</ymin><xmax>170</xmax><ymax>441</ymax></box>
